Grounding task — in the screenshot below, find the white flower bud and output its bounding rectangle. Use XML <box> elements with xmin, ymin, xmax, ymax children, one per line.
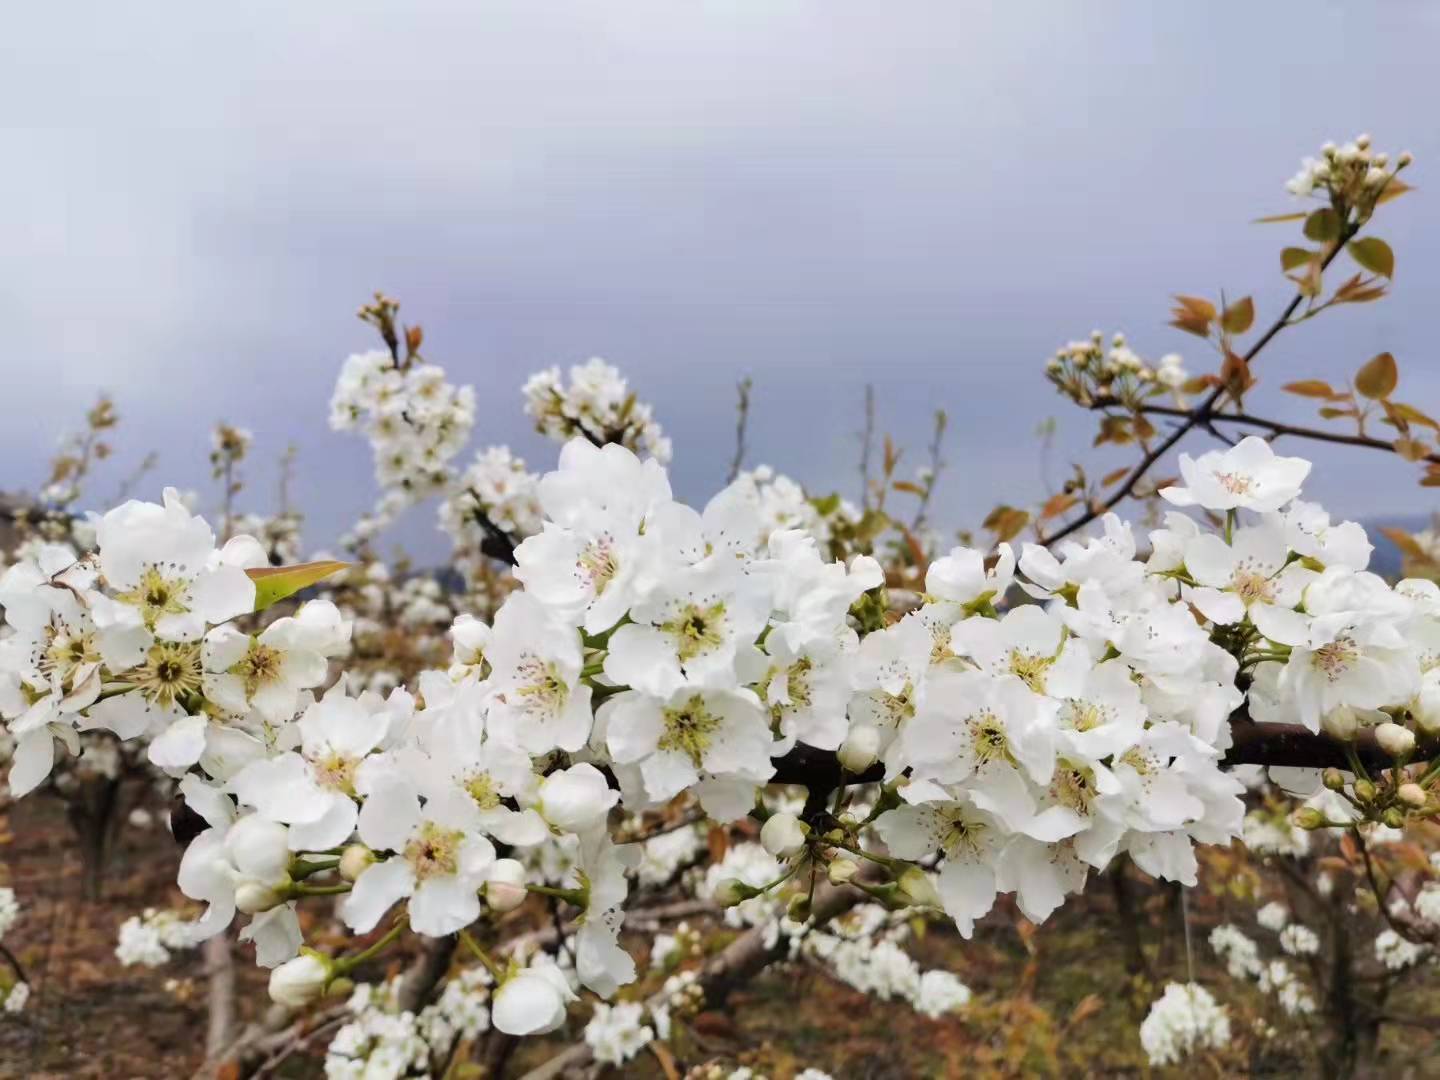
<box><xmin>537</xmin><ymin>763</ymin><xmax>618</xmax><ymax>833</ymax></box>
<box><xmin>225</xmin><ymin>815</ymin><xmax>290</xmax><ymax>884</ymax></box>
<box><xmin>1398</xmin><ymin>151</ymin><xmax>1414</xmax><ymax>168</ymax></box>
<box><xmin>1321</xmin><ymin>705</ymin><xmax>1360</xmax><ymax>741</ymax></box>
<box><xmin>898</xmin><ymin>866</ymin><xmax>942</xmax><ymax>908</ymax></box>
<box><xmin>713</xmin><ymin>878</ymin><xmax>752</xmax><ymax>908</ymax></box>
<box><xmin>485</xmin><ymin>858</ymin><xmax>529</xmax><ymax>913</ymax></box>
<box><xmin>492</xmin><ymin>964</ymin><xmax>574</xmax><ymax>1035</ymax></box>
<box><xmin>1376</xmin><ymin>721</ymin><xmax>1416</xmax><ymax>758</ymax></box>
<box><xmin>1413</xmin><ymin>681</ymin><xmax>1440</xmax><ymax>734</ymax></box>
<box><xmin>760</xmin><ymin>813</ymin><xmax>808</xmax><ymax>859</ymax></box>
<box><xmin>827</xmin><ymin>857</ymin><xmax>860</xmax><ymax>885</ymax></box>
<box><xmin>235</xmin><ymin>879</ymin><xmax>286</xmax><ymax>915</ymax></box>
<box><xmin>1398</xmin><ymin>783</ymin><xmax>1428</xmax><ymax>809</ymax></box>
<box><xmin>268</xmin><ymin>952</ymin><xmax>332</xmax><ymax>1007</ymax></box>
<box><xmin>838</xmin><ymin>725</ymin><xmax>881</xmax><ymax>773</ymax></box>
<box><xmin>339</xmin><ymin>844</ymin><xmax>375</xmax><ymax>883</ymax></box>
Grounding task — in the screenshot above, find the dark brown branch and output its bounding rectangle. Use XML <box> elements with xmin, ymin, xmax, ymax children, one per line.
<box><xmin>1090</xmin><ymin>398</ymin><xmax>1440</xmax><ymax>465</ymax></box>
<box><xmin>1039</xmin><ymin>230</ymin><xmax>1356</xmax><ymax>547</ymax></box>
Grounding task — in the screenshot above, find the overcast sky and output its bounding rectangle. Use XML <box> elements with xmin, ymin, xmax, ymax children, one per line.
<box><xmin>3</xmin><ymin>1</ymin><xmax>1437</xmax><ymax>560</ymax></box>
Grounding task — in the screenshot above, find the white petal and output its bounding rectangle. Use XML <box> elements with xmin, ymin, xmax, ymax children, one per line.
<box><xmin>340</xmin><ymin>859</ymin><xmax>415</xmax><ymax>933</ymax></box>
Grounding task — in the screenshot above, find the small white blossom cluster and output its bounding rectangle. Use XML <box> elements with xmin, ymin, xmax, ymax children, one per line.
<box><xmin>329</xmin><ymin>349</ymin><xmax>477</xmax><ymax>544</ymax></box>
<box><xmin>326</xmin><ymin>968</ymin><xmax>492</xmax><ymax>1079</ymax></box>
<box><xmin>523</xmin><ymin>358</ymin><xmax>671</xmax><ymax>463</ymax></box>
<box><xmin>438</xmin><ymin>445</ymin><xmax>544</xmax><ymax>558</ymax></box>
<box><xmin>1045</xmin><ymin>330</ymin><xmax>1189</xmax><ymax>408</ymax></box>
<box><xmin>1375</xmin><ymin>929</ymin><xmax>1429</xmax><ymax>971</ymax></box>
<box><xmin>735</xmin><ymin>466</ymin><xmax>858</xmax><ymax>551</ymax></box>
<box><xmin>115</xmin><ymin>908</ymin><xmax>198</xmax><ymax>968</ymax></box>
<box><xmin>0</xmin><ymin>886</ymin><xmax>18</xmax><ymax>940</ymax></box>
<box><xmin>1285</xmin><ymin>133</ymin><xmax>1412</xmax><ymax>203</ymax></box>
<box><xmin>0</xmin><ymin>886</ymin><xmax>26</xmax><ymax>1014</ymax></box>
<box><xmin>583</xmin><ymin>1000</ymin><xmax>654</xmax><ymax>1067</ymax></box>
<box><xmin>1139</xmin><ymin>982</ymin><xmax>1232</xmax><ymax>1067</ymax></box>
<box><xmin>1211</xmin><ymin>917</ymin><xmax>1317</xmax><ymax>1016</ymax></box>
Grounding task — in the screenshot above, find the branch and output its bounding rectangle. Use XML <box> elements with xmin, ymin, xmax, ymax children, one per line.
<box><xmin>518</xmin><ymin>877</ymin><xmax>866</xmax><ymax>1080</ymax></box>
<box><xmin>1039</xmin><ymin>231</ymin><xmax>1356</xmax><ymax>547</ymax></box>
<box><xmin>1090</xmin><ymin>399</ymin><xmax>1440</xmax><ymax>465</ymax></box>
<box><xmin>726</xmin><ymin>376</ymin><xmax>753</xmax><ymax>485</ymax></box>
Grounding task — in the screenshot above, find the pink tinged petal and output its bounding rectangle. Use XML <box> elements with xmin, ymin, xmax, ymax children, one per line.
<box><xmin>341</xmin><ymin>859</ymin><xmax>415</xmax><ymax>933</ymax></box>
<box><xmin>356</xmin><ymin>780</ymin><xmax>422</xmax><ymax>852</ymax></box>
<box><xmin>148</xmin><ymin>714</ymin><xmax>210</xmax><ymax>770</ymax></box>
<box><xmin>9</xmin><ymin>728</ymin><xmax>56</xmax><ymax>797</ymax></box>
<box><xmin>410</xmin><ymin>874</ymin><xmax>482</xmax><ymax>936</ymax></box>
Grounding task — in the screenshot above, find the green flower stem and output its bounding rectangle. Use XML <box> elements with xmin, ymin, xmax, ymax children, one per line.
<box><xmin>336</xmin><ymin>918</ymin><xmax>407</xmax><ymax>975</ymax></box>
<box><xmin>458</xmin><ymin>929</ymin><xmax>506</xmax><ymax>982</ymax></box>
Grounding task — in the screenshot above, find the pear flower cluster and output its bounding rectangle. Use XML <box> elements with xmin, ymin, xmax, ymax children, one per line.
<box><xmin>1139</xmin><ymin>982</ymin><xmax>1232</xmax><ymax>1067</ymax></box>
<box><xmin>438</xmin><ymin>445</ymin><xmax>545</xmax><ymax>555</ymax></box>
<box><xmin>329</xmin><ymin>349</ymin><xmax>477</xmax><ymax>544</ymax></box>
<box><xmin>8</xmin><ymin>415</ymin><xmax>1440</xmax><ymax>1042</ymax></box>
<box><xmin>1045</xmin><ymin>330</ymin><xmax>1189</xmax><ymax>409</ymax></box>
<box><xmin>522</xmin><ymin>357</ymin><xmax>672</xmax><ymax>463</ymax></box>
<box><xmin>1285</xmin><ymin>133</ymin><xmax>1412</xmax><ymax>207</ymax></box>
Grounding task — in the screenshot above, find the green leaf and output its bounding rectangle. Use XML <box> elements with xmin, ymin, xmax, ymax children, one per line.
<box><xmin>809</xmin><ymin>492</ymin><xmax>842</xmax><ymax>516</ymax></box>
<box><xmin>1355</xmin><ymin>352</ymin><xmax>1398</xmax><ymax>400</ymax></box>
<box><xmin>1347</xmin><ymin>237</ymin><xmax>1395</xmax><ymax>279</ymax></box>
<box><xmin>247</xmin><ymin>561</ymin><xmax>350</xmax><ymax>611</ymax></box>
<box><xmin>1280</xmin><ymin>247</ymin><xmax>1314</xmax><ymax>271</ymax></box>
<box><xmin>1303</xmin><ymin>208</ymin><xmax>1342</xmax><ymax>244</ymax></box>
<box><xmin>1220</xmin><ymin>296</ymin><xmax>1254</xmax><ymax>335</ymax></box>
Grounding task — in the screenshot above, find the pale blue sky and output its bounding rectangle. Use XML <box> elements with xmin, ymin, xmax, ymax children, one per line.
<box><xmin>2</xmin><ymin>1</ymin><xmax>1437</xmax><ymax>558</ymax></box>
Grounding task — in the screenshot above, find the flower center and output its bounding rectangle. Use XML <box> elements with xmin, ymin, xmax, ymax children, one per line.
<box><xmin>1007</xmin><ymin>648</ymin><xmax>1053</xmax><ymax>694</ymax></box>
<box><xmin>464</xmin><ymin>771</ymin><xmax>502</xmax><ymax>810</ymax></box>
<box><xmin>1052</xmin><ymin>759</ymin><xmax>1097</xmax><ymax>814</ymax></box>
<box><xmin>966</xmin><ymin>709</ymin><xmax>1013</xmax><ymax>768</ymax></box>
<box><xmin>131</xmin><ymin>641</ymin><xmax>203</xmax><ymax>708</ymax></box>
<box><xmin>513</xmin><ymin>655</ymin><xmax>569</xmax><ymax>718</ymax></box>
<box><xmin>1311</xmin><ymin>636</ymin><xmax>1359</xmax><ymax>681</ymax></box>
<box><xmin>939</xmin><ymin>809</ymin><xmax>989</xmax><ymax>860</ymax></box>
<box><xmin>312</xmin><ymin>749</ymin><xmax>360</xmax><ymax>794</ymax></box>
<box><xmin>231</xmin><ymin>641</ymin><xmax>285</xmax><ymax>697</ymax></box>
<box><xmin>41</xmin><ymin>624</ymin><xmax>99</xmax><ymax>684</ymax></box>
<box><xmin>1231</xmin><ymin>570</ymin><xmax>1274</xmax><ymax>605</ymax></box>
<box><xmin>116</xmin><ymin>565</ymin><xmax>192</xmax><ymax>629</ymax></box>
<box><xmin>658</xmin><ymin>694</ymin><xmax>723</xmax><ymax>768</ymax></box>
<box><xmin>1214</xmin><ymin>471</ymin><xmax>1254</xmax><ymax>495</ymax></box>
<box><xmin>577</xmin><ymin>536</ymin><xmax>619</xmax><ymax>595</ymax></box>
<box><xmin>662</xmin><ymin>601</ymin><xmax>727</xmax><ymax>663</ymax></box>
<box><xmin>404</xmin><ymin>820</ymin><xmax>464</xmax><ymax>880</ymax></box>
<box><xmin>1065</xmin><ymin>698</ymin><xmax>1110</xmax><ymax>732</ymax></box>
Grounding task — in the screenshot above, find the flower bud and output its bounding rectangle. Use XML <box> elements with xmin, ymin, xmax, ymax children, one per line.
<box><xmin>268</xmin><ymin>951</ymin><xmax>333</xmax><ymax>1007</ymax></box>
<box><xmin>898</xmin><ymin>866</ymin><xmax>942</xmax><ymax>908</ymax></box>
<box><xmin>1382</xmin><ymin>807</ymin><xmax>1407</xmax><ymax>829</ymax></box>
<box><xmin>1398</xmin><ymin>783</ymin><xmax>1428</xmax><ymax>809</ymax></box>
<box><xmin>1353</xmin><ymin>779</ymin><xmax>1377</xmax><ymax>804</ymax></box>
<box><xmin>492</xmin><ymin>964</ymin><xmax>575</xmax><ymax>1036</ymax></box>
<box><xmin>1321</xmin><ymin>706</ymin><xmax>1360</xmax><ymax>741</ymax></box>
<box><xmin>1376</xmin><ymin>722</ymin><xmax>1416</xmax><ymax>758</ymax></box>
<box><xmin>1322</xmin><ymin>768</ymin><xmax>1346</xmax><ymax>792</ymax></box>
<box><xmin>537</xmin><ymin>763</ymin><xmax>619</xmax><ymax>833</ymax></box>
<box><xmin>338</xmin><ymin>844</ymin><xmax>375</xmax><ymax>883</ymax></box>
<box><xmin>235</xmin><ymin>879</ymin><xmax>286</xmax><ymax>915</ymax></box>
<box><xmin>485</xmin><ymin>858</ymin><xmax>529</xmax><ymax>914</ymax></box>
<box><xmin>1293</xmin><ymin>807</ymin><xmax>1326</xmax><ymax>830</ymax></box>
<box><xmin>827</xmin><ymin>857</ymin><xmax>860</xmax><ymax>885</ymax></box>
<box><xmin>1398</xmin><ymin>151</ymin><xmax>1414</xmax><ymax>168</ymax></box>
<box><xmin>760</xmin><ymin>812</ymin><xmax>808</xmax><ymax>859</ymax></box>
<box><xmin>838</xmin><ymin>725</ymin><xmax>881</xmax><ymax>774</ymax></box>
<box><xmin>225</xmin><ymin>815</ymin><xmax>290</xmax><ymax>884</ymax></box>
<box><xmin>713</xmin><ymin>878</ymin><xmax>756</xmax><ymax>908</ymax></box>
<box><xmin>787</xmin><ymin>894</ymin><xmax>812</xmax><ymax>922</ymax></box>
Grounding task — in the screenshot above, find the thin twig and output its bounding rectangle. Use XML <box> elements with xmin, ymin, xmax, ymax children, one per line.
<box><xmin>725</xmin><ymin>376</ymin><xmax>753</xmax><ymax>485</ymax></box>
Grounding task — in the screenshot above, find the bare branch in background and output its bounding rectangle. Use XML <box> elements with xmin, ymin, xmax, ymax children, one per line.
<box><xmin>725</xmin><ymin>375</ymin><xmax>753</xmax><ymax>484</ymax></box>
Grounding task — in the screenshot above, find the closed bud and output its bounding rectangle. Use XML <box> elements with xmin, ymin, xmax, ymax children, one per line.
<box><xmin>898</xmin><ymin>866</ymin><xmax>942</xmax><ymax>908</ymax></box>
<box><xmin>1376</xmin><ymin>722</ymin><xmax>1416</xmax><ymax>758</ymax></box>
<box><xmin>1398</xmin><ymin>151</ymin><xmax>1414</xmax><ymax>168</ymax></box>
<box><xmin>1353</xmin><ymin>779</ymin><xmax>1377</xmax><ymax>804</ymax></box>
<box><xmin>1322</xmin><ymin>768</ymin><xmax>1346</xmax><ymax>792</ymax></box>
<box><xmin>827</xmin><ymin>857</ymin><xmax>860</xmax><ymax>885</ymax></box>
<box><xmin>787</xmin><ymin>894</ymin><xmax>812</xmax><ymax>922</ymax></box>
<box><xmin>485</xmin><ymin>858</ymin><xmax>529</xmax><ymax>914</ymax></box>
<box><xmin>714</xmin><ymin>878</ymin><xmax>755</xmax><ymax>908</ymax></box>
<box><xmin>838</xmin><ymin>725</ymin><xmax>881</xmax><ymax>773</ymax></box>
<box><xmin>1383</xmin><ymin>807</ymin><xmax>1407</xmax><ymax>829</ymax></box>
<box><xmin>1398</xmin><ymin>783</ymin><xmax>1428</xmax><ymax>809</ymax></box>
<box><xmin>339</xmin><ymin>844</ymin><xmax>375</xmax><ymax>883</ymax></box>
<box><xmin>235</xmin><ymin>879</ymin><xmax>286</xmax><ymax>915</ymax></box>
<box><xmin>760</xmin><ymin>812</ymin><xmax>808</xmax><ymax>859</ymax></box>
<box><xmin>1293</xmin><ymin>807</ymin><xmax>1326</xmax><ymax>830</ymax></box>
<box><xmin>268</xmin><ymin>951</ymin><xmax>334</xmax><ymax>1007</ymax></box>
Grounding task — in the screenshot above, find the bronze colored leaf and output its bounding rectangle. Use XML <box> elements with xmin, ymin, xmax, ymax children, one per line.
<box><xmin>1348</xmin><ymin>237</ymin><xmax>1395</xmax><ymax>278</ymax></box>
<box><xmin>1280</xmin><ymin>246</ymin><xmax>1314</xmax><ymax>271</ymax></box>
<box><xmin>1253</xmin><ymin>211</ymin><xmax>1308</xmax><ymax>223</ymax></box>
<box><xmin>1040</xmin><ymin>492</ymin><xmax>1078</xmax><ymax>521</ymax></box>
<box><xmin>1282</xmin><ymin>379</ymin><xmax>1340</xmax><ymax>399</ymax></box>
<box><xmin>1376</xmin><ymin>177</ymin><xmax>1415</xmax><ymax>205</ymax></box>
<box><xmin>1221</xmin><ymin>296</ymin><xmax>1255</xmax><ymax>335</ymax></box>
<box><xmin>1303</xmin><ymin>207</ymin><xmax>1342</xmax><ymax>243</ymax></box>
<box><xmin>1355</xmin><ymin>352</ymin><xmax>1398</xmax><ymax>400</ymax></box>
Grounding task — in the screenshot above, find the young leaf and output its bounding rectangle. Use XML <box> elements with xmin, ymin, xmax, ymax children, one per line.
<box><xmin>1376</xmin><ymin>178</ymin><xmax>1415</xmax><ymax>205</ymax></box>
<box><xmin>1303</xmin><ymin>208</ymin><xmax>1342</xmax><ymax>243</ymax></box>
<box><xmin>248</xmin><ymin>560</ymin><xmax>350</xmax><ymax>612</ymax></box>
<box><xmin>1253</xmin><ymin>211</ymin><xmax>1308</xmax><ymax>224</ymax></box>
<box><xmin>1282</xmin><ymin>379</ymin><xmax>1340</xmax><ymax>399</ymax></box>
<box><xmin>1347</xmin><ymin>237</ymin><xmax>1395</xmax><ymax>278</ymax></box>
<box><xmin>1355</xmin><ymin>352</ymin><xmax>1398</xmax><ymax>400</ymax></box>
<box><xmin>1221</xmin><ymin>296</ymin><xmax>1255</xmax><ymax>335</ymax></box>
<box><xmin>1280</xmin><ymin>247</ymin><xmax>1314</xmax><ymax>271</ymax></box>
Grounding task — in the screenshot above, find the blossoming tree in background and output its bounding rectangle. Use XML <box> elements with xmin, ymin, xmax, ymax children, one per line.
<box><xmin>2</xmin><ymin>133</ymin><xmax>1439</xmax><ymax>1079</ymax></box>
